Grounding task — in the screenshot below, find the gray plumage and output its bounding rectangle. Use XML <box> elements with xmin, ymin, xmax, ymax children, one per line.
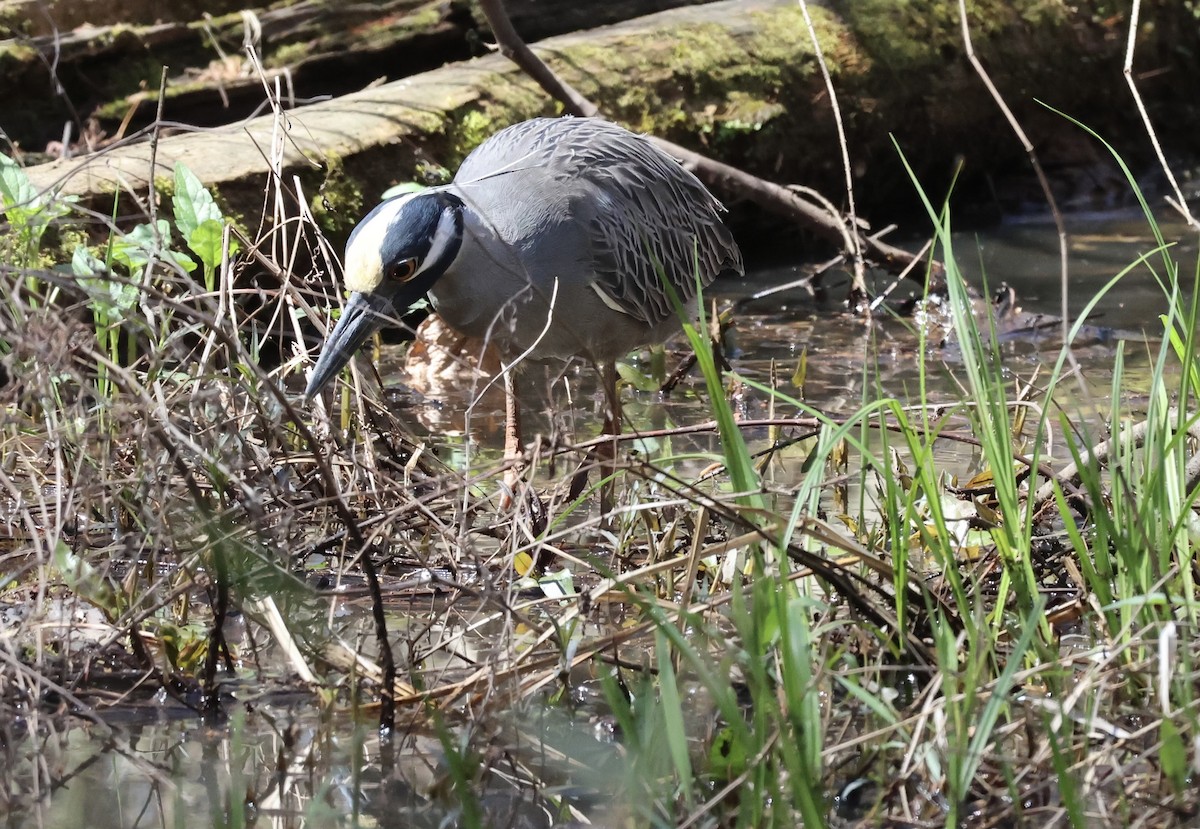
<box><xmin>448</xmin><ymin>117</ymin><xmax>742</xmax><ymax>352</ymax></box>
<box><xmin>305</xmin><ymin>116</ymin><xmax>743</xmax><ymax>399</ymax></box>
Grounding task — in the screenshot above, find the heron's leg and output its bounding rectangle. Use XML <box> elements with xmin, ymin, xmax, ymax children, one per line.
<box><xmin>501</xmin><ymin>366</ymin><xmax>550</xmax><ymax>574</ymax></box>
<box><xmin>597</xmin><ymin>361</ymin><xmax>621</xmax><ymax>515</ymax></box>
<box><xmin>565</xmin><ymin>363</ymin><xmax>621</xmax><ymax>514</ymax></box>
<box><xmin>600</xmin><ymin>361</ymin><xmax>623</xmax><ymax>438</ymax></box>
<box><xmin>502</xmin><ymin>366</ymin><xmax>524</xmax><ymax>498</ymax></box>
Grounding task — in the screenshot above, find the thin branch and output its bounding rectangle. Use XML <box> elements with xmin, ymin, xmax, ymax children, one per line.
<box><xmin>798</xmin><ymin>0</ymin><xmax>866</xmax><ymax>302</ymax></box>
<box><xmin>957</xmin><ymin>0</ymin><xmax>1070</xmax><ymax>343</ymax></box>
<box><xmin>1124</xmin><ymin>0</ymin><xmax>1197</xmax><ymax>229</ymax></box>
<box><xmin>477</xmin><ymin>0</ymin><xmax>598</xmax><ymax>118</ymax></box>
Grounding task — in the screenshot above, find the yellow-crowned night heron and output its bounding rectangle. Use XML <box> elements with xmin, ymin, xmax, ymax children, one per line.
<box><xmin>304</xmin><ymin>117</ymin><xmax>743</xmax><ymax>485</ymax></box>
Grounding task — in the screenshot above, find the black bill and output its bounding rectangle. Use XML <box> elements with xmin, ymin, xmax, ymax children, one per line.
<box><xmin>304</xmin><ymin>291</ymin><xmax>395</xmax><ymax>399</ymax></box>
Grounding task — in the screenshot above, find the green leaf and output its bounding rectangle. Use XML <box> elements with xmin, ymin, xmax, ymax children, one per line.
<box><xmin>537</xmin><ymin>567</ymin><xmax>576</xmax><ymax>599</ymax></box>
<box><xmin>102</xmin><ymin>277</ymin><xmax>140</xmax><ymax>315</ymax></box>
<box><xmin>381</xmin><ymin>181</ymin><xmax>427</xmax><ymax>200</ymax></box>
<box><xmin>53</xmin><ymin>540</ymin><xmax>123</xmax><ymax>620</ymax></box>
<box><xmin>187</xmin><ymin>218</ymin><xmax>226</xmax><ymax>273</ymax></box>
<box><xmin>172</xmin><ymin>163</ymin><xmax>222</xmax><ymax>240</ymax></box>
<box><xmin>655</xmin><ymin>251</ymin><xmax>762</xmax><ymax>512</ymax></box>
<box><xmin>791</xmin><ymin>349</ymin><xmax>807</xmax><ymax>389</ymax></box>
<box><xmin>656</xmin><ymin>629</ymin><xmax>694</xmax><ymax>806</ymax></box>
<box><xmin>71</xmin><ymin>245</ymin><xmax>104</xmax><ymax>278</ymax></box>
<box><xmin>615</xmin><ymin>360</ymin><xmax>661</xmax><ymax>392</ymax></box>
<box><xmin>1159</xmin><ymin>717</ymin><xmax>1187</xmax><ymax>792</ymax></box>
<box><xmin>0</xmin><ymin>152</ymin><xmax>36</xmax><ymax>210</ymax></box>
<box><xmin>707</xmin><ymin>726</ymin><xmax>747</xmax><ymax>780</ymax></box>
<box><xmin>112</xmin><ymin>220</ymin><xmax>196</xmax><ymax>275</ymax></box>
<box><xmin>76</xmin><ymin>245</ymin><xmax>139</xmax><ymax>325</ymax></box>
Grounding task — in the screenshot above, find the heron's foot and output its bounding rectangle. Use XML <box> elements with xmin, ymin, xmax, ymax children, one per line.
<box><xmin>501</xmin><ymin>474</ymin><xmax>550</xmax><ymax>576</ymax></box>
<box><xmin>499</xmin><ymin>464</ymin><xmax>523</xmax><ymax>512</ymax></box>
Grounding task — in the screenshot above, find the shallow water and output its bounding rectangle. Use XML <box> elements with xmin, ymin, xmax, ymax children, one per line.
<box><xmin>6</xmin><ymin>208</ymin><xmax>1193</xmax><ymax>828</ymax></box>
<box><xmin>381</xmin><ymin>209</ymin><xmax>1189</xmax><ymax>494</ymax></box>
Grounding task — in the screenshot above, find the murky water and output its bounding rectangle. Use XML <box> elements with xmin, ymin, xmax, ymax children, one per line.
<box><xmin>383</xmin><ymin>209</ymin><xmax>1190</xmax><ymax>491</ymax></box>
<box><xmin>6</xmin><ymin>209</ymin><xmax>1193</xmax><ymax>828</ymax></box>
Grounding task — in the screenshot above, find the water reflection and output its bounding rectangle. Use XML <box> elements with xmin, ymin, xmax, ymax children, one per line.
<box><xmin>380</xmin><ymin>210</ymin><xmax>1184</xmax><ymax>465</ymax></box>
<box><xmin>11</xmin><ymin>707</ymin><xmax>538</xmax><ymax>829</ymax></box>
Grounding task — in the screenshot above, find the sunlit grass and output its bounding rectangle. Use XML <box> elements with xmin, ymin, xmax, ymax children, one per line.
<box><xmin>571</xmin><ymin>142</ymin><xmax>1200</xmax><ymax>826</ymax></box>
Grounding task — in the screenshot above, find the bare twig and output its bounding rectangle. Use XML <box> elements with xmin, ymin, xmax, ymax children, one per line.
<box><xmin>957</xmin><ymin>0</ymin><xmax>1069</xmax><ymax>343</ymax></box>
<box><xmin>798</xmin><ymin>0</ymin><xmax>866</xmax><ymax>302</ymax></box>
<box><xmin>1124</xmin><ymin>0</ymin><xmax>1197</xmax><ymax>229</ymax></box>
<box><xmin>240</xmin><ymin>38</ymin><xmax>400</xmax><ymax>736</ymax></box>
<box><xmin>147</xmin><ymin>67</ymin><xmax>169</xmax><ymax>236</ymax></box>
<box><xmin>477</xmin><ymin>0</ymin><xmax>599</xmax><ymax>118</ymax></box>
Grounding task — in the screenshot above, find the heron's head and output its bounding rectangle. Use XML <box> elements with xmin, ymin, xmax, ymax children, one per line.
<box><xmin>304</xmin><ymin>190</ymin><xmax>463</xmax><ymax>399</ymax></box>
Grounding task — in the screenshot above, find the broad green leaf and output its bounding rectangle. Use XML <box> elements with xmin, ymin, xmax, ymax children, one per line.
<box><xmin>187</xmin><ymin>218</ymin><xmax>226</xmax><ymax>272</ymax></box>
<box><xmin>76</xmin><ymin>245</ymin><xmax>138</xmax><ymax>323</ymax></box>
<box><xmin>707</xmin><ymin>726</ymin><xmax>747</xmax><ymax>780</ymax></box>
<box><xmin>381</xmin><ymin>181</ymin><xmax>427</xmax><ymax>200</ymax></box>
<box><xmin>615</xmin><ymin>360</ymin><xmax>660</xmax><ymax>392</ymax></box>
<box><xmin>173</xmin><ymin>163</ymin><xmax>222</xmax><ymax>240</ymax></box>
<box><xmin>53</xmin><ymin>540</ymin><xmax>123</xmax><ymax>620</ymax></box>
<box><xmin>112</xmin><ymin>220</ymin><xmax>196</xmax><ymax>274</ymax></box>
<box><xmin>71</xmin><ymin>245</ymin><xmax>104</xmax><ymax>278</ymax></box>
<box><xmin>101</xmin><ymin>277</ymin><xmax>140</xmax><ymax>315</ymax></box>
<box><xmin>0</xmin><ymin>152</ymin><xmax>36</xmax><ymax>210</ymax></box>
<box><xmin>1160</xmin><ymin>718</ymin><xmax>1187</xmax><ymax>792</ymax></box>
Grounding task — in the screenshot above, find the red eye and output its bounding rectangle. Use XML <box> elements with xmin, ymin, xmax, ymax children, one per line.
<box><xmin>388</xmin><ymin>258</ymin><xmax>418</xmax><ymax>282</ymax></box>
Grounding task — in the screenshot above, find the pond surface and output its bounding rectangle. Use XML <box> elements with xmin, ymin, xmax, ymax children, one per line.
<box><xmin>6</xmin><ymin>208</ymin><xmax>1193</xmax><ymax>829</ymax></box>
<box><xmin>386</xmin><ymin>208</ymin><xmax>1189</xmax><ymax>492</ymax></box>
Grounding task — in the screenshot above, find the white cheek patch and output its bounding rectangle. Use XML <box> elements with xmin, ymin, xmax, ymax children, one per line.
<box><xmin>343</xmin><ymin>196</ymin><xmax>414</xmax><ymax>293</ymax></box>
<box><xmin>415</xmin><ymin>207</ymin><xmax>459</xmax><ymax>277</ymax></box>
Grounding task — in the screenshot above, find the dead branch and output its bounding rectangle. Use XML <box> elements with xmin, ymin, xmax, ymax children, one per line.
<box><xmin>1033</xmin><ymin>409</ymin><xmax>1200</xmax><ymax>507</ymax></box>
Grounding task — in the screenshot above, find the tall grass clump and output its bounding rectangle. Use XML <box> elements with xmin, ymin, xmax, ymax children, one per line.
<box><xmin>1044</xmin><ymin>122</ymin><xmax>1200</xmax><ymax>808</ymax></box>
<box><xmin>587</xmin><ymin>136</ymin><xmax>1199</xmax><ymax>827</ymax></box>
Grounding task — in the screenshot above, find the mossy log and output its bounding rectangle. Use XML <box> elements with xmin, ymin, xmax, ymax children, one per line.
<box><xmin>18</xmin><ymin>0</ymin><xmax>1200</xmax><ymax>239</ymax></box>
<box><xmin>0</xmin><ymin>0</ymin><xmax>712</xmax><ymax>152</ymax></box>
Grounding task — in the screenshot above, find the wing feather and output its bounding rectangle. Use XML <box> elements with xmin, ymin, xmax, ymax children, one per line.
<box><xmin>454</xmin><ymin>118</ymin><xmax>743</xmax><ymax>325</ymax></box>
